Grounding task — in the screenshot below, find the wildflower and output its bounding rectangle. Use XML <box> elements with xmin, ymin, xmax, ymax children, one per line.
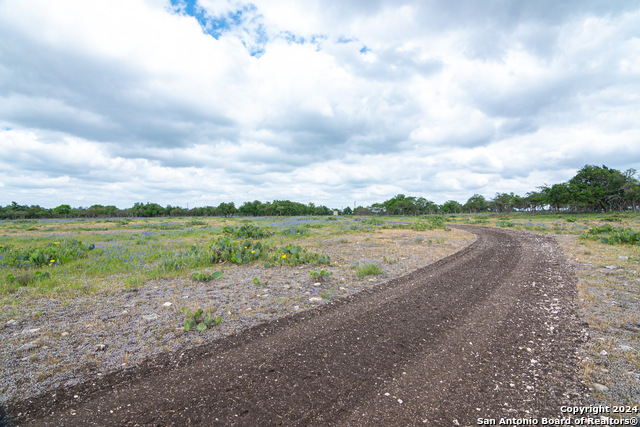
<box><xmin>251</xmin><ymin>250</ymin><xmax>255</xmax><ymax>254</ymax></box>
<box><xmin>50</xmin><ymin>259</ymin><xmax>55</xmax><ymax>264</ymax></box>
<box><xmin>282</xmin><ymin>254</ymin><xmax>286</xmax><ymax>259</ymax></box>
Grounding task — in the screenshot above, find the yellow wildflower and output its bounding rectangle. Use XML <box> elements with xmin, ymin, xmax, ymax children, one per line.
<box><xmin>282</xmin><ymin>254</ymin><xmax>286</xmax><ymax>259</ymax></box>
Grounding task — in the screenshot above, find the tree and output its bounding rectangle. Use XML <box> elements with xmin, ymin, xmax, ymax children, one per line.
<box><xmin>441</xmin><ymin>200</ymin><xmax>462</xmax><ymax>214</ymax></box>
<box><xmin>53</xmin><ymin>204</ymin><xmax>72</xmax><ymax>216</ymax></box>
<box><xmin>463</xmin><ymin>194</ymin><xmax>488</xmax><ymax>213</ymax></box>
<box><xmin>216</xmin><ymin>202</ymin><xmax>237</xmax><ymax>217</ymax></box>
<box><xmin>568</xmin><ymin>165</ymin><xmax>630</xmax><ymax>212</ymax></box>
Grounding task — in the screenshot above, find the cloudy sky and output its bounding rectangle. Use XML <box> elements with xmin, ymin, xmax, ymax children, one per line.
<box><xmin>1</xmin><ymin>0</ymin><xmax>639</xmax><ymax>210</ymax></box>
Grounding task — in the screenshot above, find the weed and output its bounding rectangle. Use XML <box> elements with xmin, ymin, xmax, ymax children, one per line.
<box><xmin>125</xmin><ymin>275</ymin><xmax>146</xmax><ymax>291</ymax></box>
<box><xmin>355</xmin><ymin>263</ymin><xmax>383</xmax><ymax>277</ymax></box>
<box><xmin>310</xmin><ymin>268</ymin><xmax>333</xmax><ymax>282</ymax></box>
<box><xmin>253</xmin><ymin>278</ymin><xmax>268</xmax><ymax>287</ymax></box>
<box><xmin>181</xmin><ymin>307</ymin><xmax>221</xmax><ymax>332</ymax></box>
<box><xmin>321</xmin><ymin>288</ymin><xmax>335</xmax><ymax>300</ymax></box>
<box><xmin>191</xmin><ymin>271</ymin><xmax>223</xmax><ymax>282</ymax></box>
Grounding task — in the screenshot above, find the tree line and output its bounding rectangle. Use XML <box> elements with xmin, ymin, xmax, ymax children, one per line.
<box><xmin>1</xmin><ymin>165</ymin><xmax>638</xmax><ymax>220</ymax></box>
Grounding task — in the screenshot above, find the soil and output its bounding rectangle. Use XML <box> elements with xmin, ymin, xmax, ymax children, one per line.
<box><xmin>2</xmin><ymin>226</ymin><xmax>589</xmax><ymax>426</ymax></box>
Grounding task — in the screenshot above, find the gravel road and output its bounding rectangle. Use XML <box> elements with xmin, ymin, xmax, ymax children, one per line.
<box><xmin>3</xmin><ymin>226</ymin><xmax>588</xmax><ymax>426</ymax></box>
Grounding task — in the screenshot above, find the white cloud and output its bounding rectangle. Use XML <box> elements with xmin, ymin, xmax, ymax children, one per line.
<box><xmin>0</xmin><ymin>0</ymin><xmax>638</xmax><ymax>209</ymax></box>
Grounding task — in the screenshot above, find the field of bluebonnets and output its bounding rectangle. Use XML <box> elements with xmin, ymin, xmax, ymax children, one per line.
<box><xmin>2</xmin><ymin>211</ymin><xmax>640</xmax><ymax>409</ymax></box>
<box><xmin>0</xmin><ymin>215</ymin><xmax>458</xmax><ymax>301</ymax></box>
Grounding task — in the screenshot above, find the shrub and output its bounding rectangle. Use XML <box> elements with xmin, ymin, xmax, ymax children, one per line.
<box><xmin>265</xmin><ymin>245</ymin><xmax>330</xmax><ymax>267</ymax></box>
<box><xmin>221</xmin><ymin>225</ymin><xmax>273</xmax><ymax>239</ymax></box>
<box><xmin>208</xmin><ymin>237</ymin><xmax>268</xmax><ymax>264</ymax></box>
<box><xmin>355</xmin><ymin>263</ymin><xmax>383</xmax><ymax>277</ymax></box>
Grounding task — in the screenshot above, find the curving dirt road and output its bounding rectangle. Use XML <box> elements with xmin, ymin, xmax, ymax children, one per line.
<box><xmin>4</xmin><ymin>226</ymin><xmax>587</xmax><ymax>426</ymax></box>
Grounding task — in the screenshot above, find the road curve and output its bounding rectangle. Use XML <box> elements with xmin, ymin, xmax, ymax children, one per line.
<box><xmin>6</xmin><ymin>226</ymin><xmax>586</xmax><ymax>426</ymax></box>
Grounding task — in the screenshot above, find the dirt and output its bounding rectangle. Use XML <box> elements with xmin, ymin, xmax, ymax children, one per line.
<box><xmin>2</xmin><ymin>226</ymin><xmax>589</xmax><ymax>426</ymax></box>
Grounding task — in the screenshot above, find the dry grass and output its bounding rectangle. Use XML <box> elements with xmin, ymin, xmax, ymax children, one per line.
<box><xmin>556</xmin><ymin>234</ymin><xmax>640</xmax><ymax>409</ymax></box>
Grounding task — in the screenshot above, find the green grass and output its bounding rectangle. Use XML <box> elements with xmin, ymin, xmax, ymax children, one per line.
<box><xmin>355</xmin><ymin>263</ymin><xmax>383</xmax><ymax>277</ymax></box>
<box><xmin>2</xmin><ymin>212</ymin><xmax>637</xmax><ymax>305</ymax></box>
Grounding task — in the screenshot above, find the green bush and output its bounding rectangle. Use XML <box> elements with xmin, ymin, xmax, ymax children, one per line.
<box><xmin>265</xmin><ymin>245</ymin><xmax>330</xmax><ymax>267</ymax></box>
<box><xmin>355</xmin><ymin>263</ymin><xmax>383</xmax><ymax>277</ymax></box>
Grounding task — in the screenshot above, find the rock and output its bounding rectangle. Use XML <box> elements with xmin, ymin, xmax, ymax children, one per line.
<box><xmin>5</xmin><ymin>319</ymin><xmax>17</xmax><ymax>327</ymax></box>
<box><xmin>619</xmin><ymin>345</ymin><xmax>635</xmax><ymax>352</ymax></box>
<box><xmin>293</xmin><ymin>306</ymin><xmax>300</xmax><ymax>311</ymax></box>
<box><xmin>600</xmin><ymin>350</ymin><xmax>608</xmax><ymax>357</ymax></box>
<box><xmin>142</xmin><ymin>314</ymin><xmax>159</xmax><ymax>321</ymax></box>
<box><xmin>309</xmin><ymin>297</ymin><xmax>322</xmax><ymax>303</ymax></box>
<box><xmin>282</xmin><ymin>285</ymin><xmax>290</xmax><ymax>289</ymax></box>
<box><xmin>604</xmin><ymin>265</ymin><xmax>618</xmax><ymax>270</ymax></box>
<box><xmin>95</xmin><ymin>344</ymin><xmax>107</xmax><ymax>351</ymax></box>
<box><xmin>18</xmin><ymin>341</ymin><xmax>40</xmax><ymax>351</ymax></box>
<box><xmin>22</xmin><ymin>328</ymin><xmax>41</xmax><ymax>335</ymax></box>
<box><xmin>162</xmin><ymin>302</ymin><xmax>172</xmax><ymax>307</ymax></box>
<box><xmin>619</xmin><ymin>256</ymin><xmax>629</xmax><ymax>260</ymax></box>
<box><xmin>593</xmin><ymin>383</ymin><xmax>609</xmax><ymax>392</ymax></box>
<box><xmin>61</xmin><ymin>332</ymin><xmax>69</xmax><ymax>337</ymax></box>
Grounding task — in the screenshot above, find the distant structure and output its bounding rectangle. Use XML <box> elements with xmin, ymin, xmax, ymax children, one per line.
<box><xmin>333</xmin><ymin>210</ymin><xmax>339</xmax><ymax>216</ymax></box>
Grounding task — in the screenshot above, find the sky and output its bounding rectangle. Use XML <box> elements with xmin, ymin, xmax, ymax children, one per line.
<box><xmin>1</xmin><ymin>0</ymin><xmax>639</xmax><ymax>210</ymax></box>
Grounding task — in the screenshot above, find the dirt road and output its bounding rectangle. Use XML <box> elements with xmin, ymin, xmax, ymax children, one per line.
<box><xmin>5</xmin><ymin>226</ymin><xmax>586</xmax><ymax>426</ymax></box>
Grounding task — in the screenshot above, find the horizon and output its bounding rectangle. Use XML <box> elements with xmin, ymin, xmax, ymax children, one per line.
<box><xmin>1</xmin><ymin>1</ymin><xmax>639</xmax><ymax>209</ymax></box>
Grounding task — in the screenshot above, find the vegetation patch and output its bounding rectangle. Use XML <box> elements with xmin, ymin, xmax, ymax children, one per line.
<box><xmin>355</xmin><ymin>263</ymin><xmax>383</xmax><ymax>277</ymax></box>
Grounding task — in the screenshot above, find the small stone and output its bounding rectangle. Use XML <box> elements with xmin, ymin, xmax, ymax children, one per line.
<box><xmin>604</xmin><ymin>265</ymin><xmax>617</xmax><ymax>270</ymax></box>
<box><xmin>619</xmin><ymin>256</ymin><xmax>629</xmax><ymax>260</ymax></box>
<box><xmin>397</xmin><ymin>399</ymin><xmax>403</xmax><ymax>404</ymax></box>
<box><xmin>282</xmin><ymin>285</ymin><xmax>290</xmax><ymax>289</ymax></box>
<box><xmin>5</xmin><ymin>319</ymin><xmax>17</xmax><ymax>327</ymax></box>
<box><xmin>314</xmin><ymin>282</ymin><xmax>321</xmax><ymax>286</ymax></box>
<box><xmin>18</xmin><ymin>341</ymin><xmax>39</xmax><ymax>351</ymax></box>
<box><xmin>293</xmin><ymin>306</ymin><xmax>300</xmax><ymax>311</ymax></box>
<box><xmin>309</xmin><ymin>297</ymin><xmax>322</xmax><ymax>303</ymax></box>
<box><xmin>162</xmin><ymin>302</ymin><xmax>172</xmax><ymax>307</ymax></box>
<box><xmin>142</xmin><ymin>314</ymin><xmax>159</xmax><ymax>321</ymax></box>
<box><xmin>22</xmin><ymin>328</ymin><xmax>41</xmax><ymax>335</ymax></box>
<box><xmin>600</xmin><ymin>350</ymin><xmax>608</xmax><ymax>357</ymax></box>
<box><xmin>619</xmin><ymin>345</ymin><xmax>635</xmax><ymax>352</ymax></box>
<box><xmin>593</xmin><ymin>383</ymin><xmax>609</xmax><ymax>392</ymax></box>
<box><xmin>61</xmin><ymin>332</ymin><xmax>69</xmax><ymax>337</ymax></box>
<box><xmin>95</xmin><ymin>344</ymin><xmax>107</xmax><ymax>351</ymax></box>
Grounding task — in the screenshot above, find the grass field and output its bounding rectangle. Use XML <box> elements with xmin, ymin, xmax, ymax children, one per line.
<box><xmin>2</xmin><ymin>211</ymin><xmax>639</xmax><ymax>408</ymax></box>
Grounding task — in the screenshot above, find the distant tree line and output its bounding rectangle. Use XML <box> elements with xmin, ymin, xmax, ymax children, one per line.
<box><xmin>1</xmin><ymin>165</ymin><xmax>638</xmax><ymax>220</ymax></box>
